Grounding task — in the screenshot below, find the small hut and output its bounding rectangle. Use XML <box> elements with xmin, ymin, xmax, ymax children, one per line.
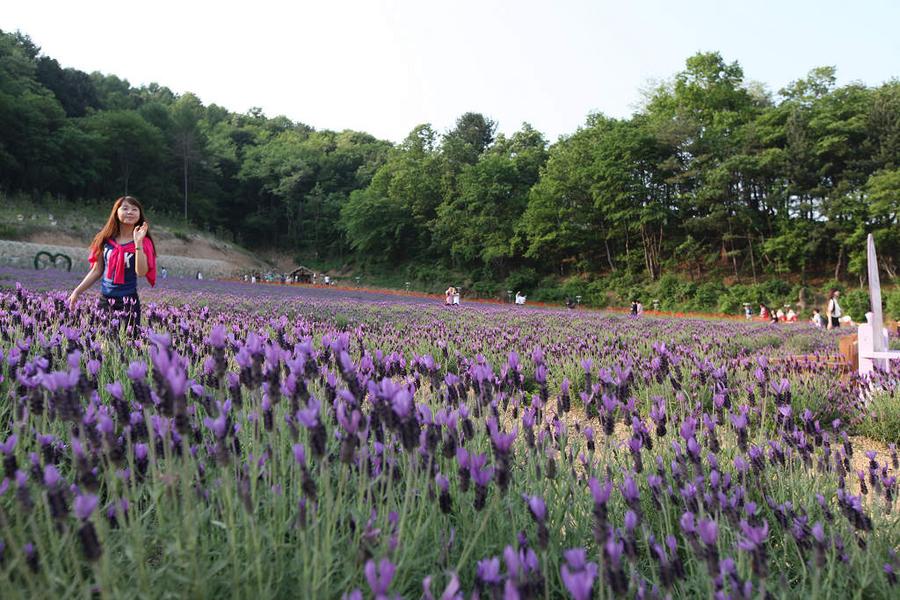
<box><xmin>289</xmin><ymin>266</ymin><xmax>315</xmax><ymax>284</ymax></box>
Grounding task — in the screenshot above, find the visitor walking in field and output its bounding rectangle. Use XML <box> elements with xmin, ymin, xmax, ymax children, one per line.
<box><xmin>826</xmin><ymin>289</ymin><xmax>842</xmax><ymax>330</ymax></box>
<box><xmin>67</xmin><ymin>196</ymin><xmax>156</xmax><ymax>328</ymax></box>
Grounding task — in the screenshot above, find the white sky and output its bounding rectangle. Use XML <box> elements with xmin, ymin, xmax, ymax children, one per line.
<box><xmin>3</xmin><ymin>0</ymin><xmax>898</xmax><ymax>143</ymax></box>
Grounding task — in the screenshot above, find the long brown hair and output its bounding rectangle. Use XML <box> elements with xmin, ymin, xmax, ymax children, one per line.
<box><xmin>89</xmin><ymin>196</ymin><xmax>155</xmax><ymax>260</ymax></box>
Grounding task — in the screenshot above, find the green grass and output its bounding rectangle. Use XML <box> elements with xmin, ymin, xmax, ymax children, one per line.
<box><xmin>854</xmin><ymin>387</ymin><xmax>900</xmax><ymax>444</ymax></box>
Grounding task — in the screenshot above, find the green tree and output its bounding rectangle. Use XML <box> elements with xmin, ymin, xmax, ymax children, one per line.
<box><xmin>433</xmin><ymin>124</ymin><xmax>546</xmax><ymax>273</ymax></box>
<box><xmin>172</xmin><ymin>93</ymin><xmax>208</xmax><ymax>219</ymax></box>
<box><xmin>82</xmin><ymin>110</ymin><xmax>167</xmax><ymax>197</ymax></box>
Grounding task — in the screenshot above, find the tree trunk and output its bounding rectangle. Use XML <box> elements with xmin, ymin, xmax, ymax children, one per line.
<box><xmin>748</xmin><ymin>236</ymin><xmax>758</xmax><ymax>283</ymax></box>
<box><xmin>605</xmin><ymin>238</ymin><xmax>616</xmax><ymax>272</ymax></box>
<box><xmin>183</xmin><ymin>153</ymin><xmax>189</xmax><ymax>220</ymax></box>
<box><xmin>731</xmin><ymin>239</ymin><xmax>739</xmax><ymax>282</ymax></box>
<box><xmin>834</xmin><ymin>245</ymin><xmax>843</xmax><ymax>281</ymax></box>
<box><xmin>640</xmin><ymin>224</ymin><xmax>661</xmax><ymax>281</ymax></box>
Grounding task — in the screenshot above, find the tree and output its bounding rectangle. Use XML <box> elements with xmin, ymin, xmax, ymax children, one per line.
<box><xmin>172</xmin><ymin>93</ymin><xmax>207</xmax><ymax>219</ymax></box>
<box><xmin>0</xmin><ymin>30</ymin><xmax>67</xmax><ymax>191</ymax></box>
<box><xmin>520</xmin><ymin>115</ymin><xmax>616</xmax><ymax>274</ymax></box>
<box><xmin>82</xmin><ymin>110</ymin><xmax>167</xmax><ymax>197</ymax></box>
<box><xmin>35</xmin><ymin>57</ymin><xmax>100</xmax><ymax>117</ymax></box>
<box><xmin>434</xmin><ymin>124</ymin><xmax>547</xmax><ymax>274</ymax></box>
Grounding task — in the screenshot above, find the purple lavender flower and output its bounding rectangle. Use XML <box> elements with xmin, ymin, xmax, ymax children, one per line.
<box><xmin>43</xmin><ymin>465</ymin><xmax>61</xmax><ymax>488</ymax></box>
<box><xmin>561</xmin><ymin>548</ymin><xmax>598</xmax><ymax>600</ymax></box>
<box><xmin>364</xmin><ymin>558</ymin><xmax>396</xmax><ymax>600</ymax></box>
<box><xmin>293</xmin><ymin>443</ymin><xmax>306</xmax><ymax>466</ymax></box>
<box><xmin>74</xmin><ymin>494</ymin><xmax>99</xmax><ymax>521</ymax></box>
<box><xmin>738</xmin><ymin>519</ymin><xmax>769</xmax><ymax>577</ymax></box>
<box><xmin>23</xmin><ymin>542</ymin><xmax>39</xmax><ymax>573</ymax></box>
<box><xmin>127</xmin><ymin>361</ymin><xmax>147</xmax><ymax>381</ymax></box>
<box><xmin>204</xmin><ymin>413</ymin><xmax>228</xmax><ymax>440</ymax></box>
<box><xmin>680</xmin><ymin>511</ymin><xmax>696</xmax><ymax>534</ymax></box>
<box><xmin>698</xmin><ymin>519</ymin><xmax>718</xmax><ymax>546</ymax></box>
<box><xmin>525</xmin><ymin>495</ymin><xmax>546</xmax><ymax>522</ymax></box>
<box><xmin>588</xmin><ymin>477</ymin><xmax>612</xmax><ymax>505</ymax></box>
<box><xmin>0</xmin><ymin>434</ymin><xmax>19</xmax><ymax>455</ymax></box>
<box><xmin>477</xmin><ymin>556</ymin><xmax>502</xmax><ymax>586</ymax></box>
<box><xmin>620</xmin><ymin>476</ymin><xmax>641</xmax><ymax>514</ymax></box>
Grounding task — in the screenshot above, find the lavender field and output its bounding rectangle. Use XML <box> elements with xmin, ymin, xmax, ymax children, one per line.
<box><xmin>0</xmin><ymin>267</ymin><xmax>898</xmax><ymax>599</ymax></box>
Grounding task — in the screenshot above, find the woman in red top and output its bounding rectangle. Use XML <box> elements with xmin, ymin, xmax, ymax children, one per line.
<box><xmin>68</xmin><ymin>196</ymin><xmax>157</xmax><ymax>327</ymax></box>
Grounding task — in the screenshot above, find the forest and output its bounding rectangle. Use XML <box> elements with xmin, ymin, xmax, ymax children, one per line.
<box><xmin>1</xmin><ymin>29</ymin><xmax>898</xmax><ymax>310</ymax></box>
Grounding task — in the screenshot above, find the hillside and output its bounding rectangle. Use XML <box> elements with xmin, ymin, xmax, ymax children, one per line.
<box><xmin>0</xmin><ymin>198</ymin><xmax>271</xmax><ymax>277</ymax></box>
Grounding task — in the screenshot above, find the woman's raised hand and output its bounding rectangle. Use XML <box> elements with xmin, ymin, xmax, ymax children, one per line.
<box><xmin>134</xmin><ymin>221</ymin><xmax>149</xmax><ymax>245</ymax></box>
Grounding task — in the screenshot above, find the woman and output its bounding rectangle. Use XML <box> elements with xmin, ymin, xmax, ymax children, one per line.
<box><xmin>826</xmin><ymin>289</ymin><xmax>842</xmax><ymax>330</ymax></box>
<box><xmin>445</xmin><ymin>286</ymin><xmax>456</xmax><ymax>306</ymax></box>
<box><xmin>68</xmin><ymin>196</ymin><xmax>157</xmax><ymax>327</ymax></box>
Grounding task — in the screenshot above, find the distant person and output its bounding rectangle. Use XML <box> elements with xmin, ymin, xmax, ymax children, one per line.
<box><xmin>786</xmin><ymin>308</ymin><xmax>797</xmax><ymax>322</ymax></box>
<box><xmin>826</xmin><ymin>289</ymin><xmax>842</xmax><ymax>329</ymax></box>
<box><xmin>566</xmin><ymin>297</ymin><xmax>576</xmax><ymax>309</ymax></box>
<box><xmin>251</xmin><ymin>274</ymin><xmax>257</xmax><ymax>284</ymax></box>
<box><xmin>636</xmin><ymin>301</ymin><xmax>643</xmax><ymax>315</ymax></box>
<box><xmin>196</xmin><ymin>271</ymin><xmax>203</xmax><ymax>281</ymax></box>
<box><xmin>445</xmin><ymin>286</ymin><xmax>456</xmax><ymax>306</ymax></box>
<box><xmin>630</xmin><ymin>300</ymin><xmax>639</xmax><ymax>316</ymax></box>
<box><xmin>775</xmin><ymin>307</ymin><xmax>785</xmax><ymax>322</ymax></box>
<box><xmin>811</xmin><ymin>308</ymin><xmax>825</xmax><ymax>328</ymax></box>
<box><xmin>67</xmin><ymin>196</ymin><xmax>156</xmax><ymax>329</ymax></box>
<box><xmin>515</xmin><ymin>291</ymin><xmax>526</xmax><ymax>306</ymax></box>
<box><xmin>160</xmin><ymin>266</ymin><xmax>168</xmax><ymax>280</ymax></box>
<box><xmin>744</xmin><ymin>305</ymin><xmax>753</xmax><ymax>320</ymax></box>
<box><xmin>759</xmin><ymin>303</ymin><xmax>770</xmax><ymax>320</ymax></box>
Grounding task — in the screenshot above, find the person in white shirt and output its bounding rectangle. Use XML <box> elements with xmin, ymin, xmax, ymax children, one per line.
<box><xmin>826</xmin><ymin>289</ymin><xmax>842</xmax><ymax>329</ymax></box>
<box><xmin>811</xmin><ymin>309</ymin><xmax>824</xmax><ymax>327</ymax></box>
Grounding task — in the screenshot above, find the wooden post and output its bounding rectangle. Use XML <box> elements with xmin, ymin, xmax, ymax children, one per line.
<box><xmin>858</xmin><ymin>234</ymin><xmax>899</xmax><ymax>375</ymax></box>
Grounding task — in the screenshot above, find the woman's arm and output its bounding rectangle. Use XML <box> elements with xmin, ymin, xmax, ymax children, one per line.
<box><xmin>134</xmin><ymin>222</ymin><xmax>150</xmax><ymax>277</ymax></box>
<box><xmin>68</xmin><ymin>262</ymin><xmax>103</xmax><ymax>308</ymax></box>
<box><xmin>135</xmin><ymin>243</ymin><xmax>149</xmax><ymax>277</ymax></box>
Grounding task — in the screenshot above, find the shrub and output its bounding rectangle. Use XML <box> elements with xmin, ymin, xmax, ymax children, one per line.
<box><xmin>716</xmin><ymin>283</ymin><xmax>751</xmax><ymax>315</ymax></box>
<box><xmin>842</xmin><ymin>288</ymin><xmax>871</xmax><ymax>322</ymax></box>
<box><xmin>503</xmin><ymin>268</ymin><xmax>540</xmax><ymax>296</ymax></box>
<box><xmin>0</xmin><ymin>222</ymin><xmax>21</xmax><ymax>240</ymax></box>
<box><xmin>691</xmin><ymin>281</ymin><xmax>726</xmax><ymax>311</ymax></box>
<box><xmin>469</xmin><ymin>280</ymin><xmax>498</xmax><ymax>298</ymax></box>
<box><xmin>853</xmin><ymin>387</ymin><xmax>900</xmax><ymax>445</ymax></box>
<box><xmin>584</xmin><ymin>279</ymin><xmax>610</xmax><ymax>308</ymax></box>
<box><xmin>886</xmin><ymin>289</ymin><xmax>900</xmax><ymax>321</ymax></box>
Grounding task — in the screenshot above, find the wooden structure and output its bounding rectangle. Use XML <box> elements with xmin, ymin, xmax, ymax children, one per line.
<box><xmin>858</xmin><ymin>234</ymin><xmax>900</xmax><ymax>376</ymax></box>
<box><xmin>289</xmin><ymin>266</ymin><xmax>315</xmax><ymax>284</ymax></box>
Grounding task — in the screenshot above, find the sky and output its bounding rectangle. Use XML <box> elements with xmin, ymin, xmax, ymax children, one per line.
<box><xmin>3</xmin><ymin>0</ymin><xmax>899</xmax><ymax>144</ymax></box>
